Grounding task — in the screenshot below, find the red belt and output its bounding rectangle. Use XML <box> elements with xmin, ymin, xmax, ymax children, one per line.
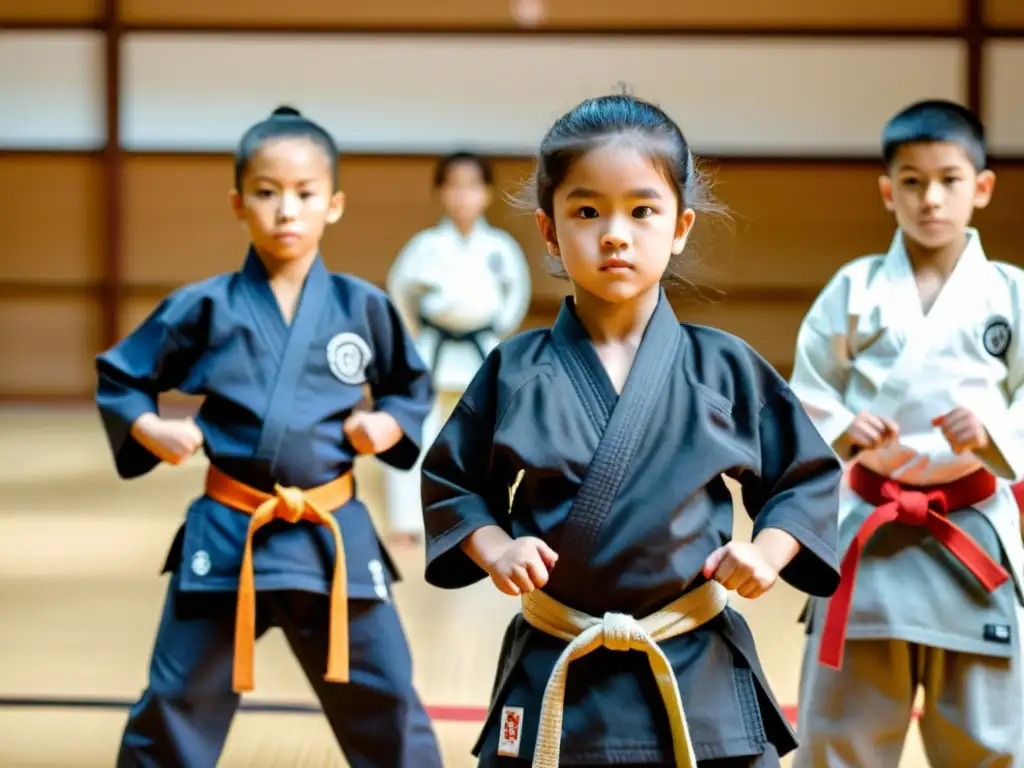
<box><xmin>818</xmin><ymin>464</ymin><xmax>1011</xmax><ymax>669</ymax></box>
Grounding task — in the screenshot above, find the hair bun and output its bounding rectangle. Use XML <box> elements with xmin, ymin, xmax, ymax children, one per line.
<box><xmin>272</xmin><ymin>105</ymin><xmax>302</xmax><ymax>118</ymax></box>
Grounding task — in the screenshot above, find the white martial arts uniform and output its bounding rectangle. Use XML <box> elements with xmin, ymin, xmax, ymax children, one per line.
<box><xmin>789</xmin><ymin>228</ymin><xmax>1024</xmax><ymax>767</ymax></box>
<box><xmin>383</xmin><ymin>217</ymin><xmax>531</xmax><ymax>536</ymax></box>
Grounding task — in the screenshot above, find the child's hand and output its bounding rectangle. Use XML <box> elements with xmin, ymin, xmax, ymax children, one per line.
<box><xmin>486</xmin><ymin>537</ymin><xmax>559</xmax><ymax>596</ymax></box>
<box><xmin>702</xmin><ymin>541</ymin><xmax>778</xmax><ymax>599</ymax></box>
<box><xmin>343</xmin><ymin>411</ymin><xmax>402</xmax><ymax>455</ymax></box>
<box><xmin>131</xmin><ymin>413</ymin><xmax>204</xmax><ymax>465</ymax></box>
<box><xmin>843</xmin><ymin>411</ymin><xmax>899</xmax><ymax>451</ymax></box>
<box><xmin>932</xmin><ymin>407</ymin><xmax>989</xmax><ymax>454</ymax></box>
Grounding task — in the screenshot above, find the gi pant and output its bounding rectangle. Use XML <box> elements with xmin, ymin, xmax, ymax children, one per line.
<box><xmin>793</xmin><ymin>622</ymin><xmax>1024</xmax><ymax>768</ymax></box>
<box><xmin>117</xmin><ymin>573</ymin><xmax>442</xmax><ymax>768</ymax></box>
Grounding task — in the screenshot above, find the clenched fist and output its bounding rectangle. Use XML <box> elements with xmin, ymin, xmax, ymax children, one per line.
<box><xmin>343</xmin><ymin>411</ymin><xmax>403</xmax><ymax>455</ymax></box>
<box><xmin>843</xmin><ymin>411</ymin><xmax>899</xmax><ymax>451</ymax></box>
<box><xmin>702</xmin><ymin>541</ymin><xmax>779</xmax><ymax>599</ymax></box>
<box><xmin>485</xmin><ymin>536</ymin><xmax>559</xmax><ymax>596</ymax></box>
<box><xmin>131</xmin><ymin>413</ymin><xmax>204</xmax><ymax>465</ymax></box>
<box><xmin>932</xmin><ymin>407</ymin><xmax>989</xmax><ymax>455</ymax></box>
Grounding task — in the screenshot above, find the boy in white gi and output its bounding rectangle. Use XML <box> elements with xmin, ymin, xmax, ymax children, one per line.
<box><xmin>790</xmin><ymin>99</ymin><xmax>1024</xmax><ymax>766</ymax></box>
<box><xmin>384</xmin><ymin>152</ymin><xmax>531</xmax><ymax>543</ymax></box>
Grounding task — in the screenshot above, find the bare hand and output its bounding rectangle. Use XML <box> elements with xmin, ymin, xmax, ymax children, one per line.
<box><xmin>844</xmin><ymin>411</ymin><xmax>899</xmax><ymax>451</ymax></box>
<box><xmin>131</xmin><ymin>413</ymin><xmax>204</xmax><ymax>465</ymax></box>
<box><xmin>343</xmin><ymin>411</ymin><xmax>403</xmax><ymax>455</ymax></box>
<box><xmin>702</xmin><ymin>541</ymin><xmax>778</xmax><ymax>599</ymax></box>
<box><xmin>486</xmin><ymin>537</ymin><xmax>559</xmax><ymax>596</ymax></box>
<box><xmin>932</xmin><ymin>407</ymin><xmax>990</xmax><ymax>455</ymax></box>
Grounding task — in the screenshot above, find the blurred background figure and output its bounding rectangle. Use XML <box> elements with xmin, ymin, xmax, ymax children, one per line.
<box><xmin>384</xmin><ymin>152</ymin><xmax>531</xmax><ymax>545</ymax></box>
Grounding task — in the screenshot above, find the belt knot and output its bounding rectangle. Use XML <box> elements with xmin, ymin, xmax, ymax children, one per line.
<box><xmin>272</xmin><ymin>485</ymin><xmax>307</xmax><ymax>523</ymax></box>
<box><xmin>881</xmin><ymin>481</ymin><xmax>943</xmax><ymax>524</ymax></box>
<box><xmin>601</xmin><ymin>612</ymin><xmax>637</xmax><ymax>652</ymax></box>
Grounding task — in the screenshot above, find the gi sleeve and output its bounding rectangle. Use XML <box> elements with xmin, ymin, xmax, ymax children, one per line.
<box><xmin>385</xmin><ymin>233</ymin><xmax>430</xmax><ymax>337</ymax></box>
<box><xmin>95</xmin><ymin>290</ymin><xmax>206</xmax><ymax>479</ymax></box>
<box><xmin>789</xmin><ymin>273</ymin><xmax>858</xmax><ymax>459</ymax></box>
<box><xmin>973</xmin><ymin>275</ymin><xmax>1024</xmax><ymax>481</ymax></box>
<box><xmin>365</xmin><ymin>292</ymin><xmax>435</xmax><ymax>471</ymax></box>
<box><xmin>742</xmin><ymin>384</ymin><xmax>843</xmax><ymax>598</ymax></box>
<box><xmin>421</xmin><ymin>355</ymin><xmax>509</xmax><ymax>589</ymax></box>
<box><xmin>491</xmin><ymin>232</ymin><xmax>532</xmax><ymax>337</ymax></box>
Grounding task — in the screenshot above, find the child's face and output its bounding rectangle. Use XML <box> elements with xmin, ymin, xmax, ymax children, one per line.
<box><xmin>231</xmin><ymin>137</ymin><xmax>344</xmax><ymax>262</ymax></box>
<box><xmin>880</xmin><ymin>141</ymin><xmax>995</xmax><ymax>250</ymax></box>
<box><xmin>439</xmin><ymin>161</ymin><xmax>492</xmax><ymax>225</ymax></box>
<box><xmin>536</xmin><ymin>142</ymin><xmax>694</xmax><ymax>305</ymax></box>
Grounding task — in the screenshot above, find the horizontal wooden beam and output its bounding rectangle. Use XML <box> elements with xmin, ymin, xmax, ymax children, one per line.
<box><xmin>0</xmin><ymin>19</ymin><xmax>104</xmax><ymax>30</ymax></box>
<box><xmin>0</xmin><ymin>392</ymin><xmax>97</xmax><ymax>405</ymax></box>
<box><xmin>0</xmin><ymin>149</ymin><xmax>105</xmax><ymax>157</ymax></box>
<box><xmin>0</xmin><ymin>282</ymin><xmax>104</xmax><ymax>299</ymax></box>
<box><xmin>4</xmin><ymin>148</ymin><xmax>1024</xmax><ymax>166</ymax></box>
<box><xmin>986</xmin><ymin>26</ymin><xmax>1024</xmax><ymax>37</ymax></box>
<box><xmin>108</xmin><ymin>150</ymin><xmax>902</xmax><ymax>165</ymax></box>
<box><xmin>0</xmin><ymin>17</ymin><xmax>986</xmax><ymax>37</ymax></box>
<box><xmin>96</xmin><ymin>24</ymin><xmax>977</xmax><ymax>38</ymax></box>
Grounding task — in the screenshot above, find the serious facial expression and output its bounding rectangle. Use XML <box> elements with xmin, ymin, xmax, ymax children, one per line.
<box><xmin>231</xmin><ymin>137</ymin><xmax>344</xmax><ymax>262</ymax></box>
<box><xmin>537</xmin><ymin>142</ymin><xmax>694</xmax><ymax>304</ymax></box>
<box><xmin>439</xmin><ymin>160</ymin><xmax>493</xmax><ymax>228</ymax></box>
<box><xmin>880</xmin><ymin>141</ymin><xmax>994</xmax><ymax>250</ymax></box>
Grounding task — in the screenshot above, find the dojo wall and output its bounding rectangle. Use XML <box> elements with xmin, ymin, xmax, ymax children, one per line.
<box><xmin>2</xmin><ymin>0</ymin><xmax>1024</xmax><ymax>400</ymax></box>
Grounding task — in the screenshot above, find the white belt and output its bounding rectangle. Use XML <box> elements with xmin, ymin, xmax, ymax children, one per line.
<box><xmin>520</xmin><ymin>580</ymin><xmax>729</xmax><ymax>768</ymax></box>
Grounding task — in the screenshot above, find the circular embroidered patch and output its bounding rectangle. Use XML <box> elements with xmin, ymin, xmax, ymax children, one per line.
<box><xmin>191</xmin><ymin>550</ymin><xmax>211</xmax><ymax>577</ymax></box>
<box><xmin>983</xmin><ymin>317</ymin><xmax>1012</xmax><ymax>358</ymax></box>
<box><xmin>327</xmin><ymin>332</ymin><xmax>373</xmax><ymax>385</ymax></box>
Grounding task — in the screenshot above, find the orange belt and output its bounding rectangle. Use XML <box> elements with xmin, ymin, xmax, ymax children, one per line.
<box><xmin>819</xmin><ymin>464</ymin><xmax>1010</xmax><ymax>670</ymax></box>
<box><xmin>204</xmin><ymin>464</ymin><xmax>354</xmax><ymax>693</ymax></box>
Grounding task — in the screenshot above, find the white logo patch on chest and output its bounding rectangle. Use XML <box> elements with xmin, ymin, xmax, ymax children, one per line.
<box><xmin>983</xmin><ymin>317</ymin><xmax>1012</xmax><ymax>359</ymax></box>
<box><xmin>326</xmin><ymin>332</ymin><xmax>373</xmax><ymax>385</ymax></box>
<box><xmin>191</xmin><ymin>550</ymin><xmax>211</xmax><ymax>576</ymax></box>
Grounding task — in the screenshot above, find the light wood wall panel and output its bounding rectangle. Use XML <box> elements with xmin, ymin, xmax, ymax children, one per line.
<box><xmin>987</xmin><ymin>0</ymin><xmax>1024</xmax><ymax>28</ymax></box>
<box><xmin>542</xmin><ymin>0</ymin><xmax>963</xmax><ymax>29</ymax></box>
<box><xmin>674</xmin><ymin>297</ymin><xmax>812</xmax><ymax>370</ymax></box>
<box><xmin>120</xmin><ymin>34</ymin><xmax>964</xmax><ymax>155</ymax></box>
<box><xmin>0</xmin><ymin>32</ymin><xmax>106</xmax><ymax>149</ymax></box>
<box><xmin>121</xmin><ymin>156</ymin><xmax>905</xmax><ymax>296</ymax></box>
<box><xmin>116</xmin><ymin>159</ymin><xmax>1024</xmax><ymax>382</ymax></box>
<box><xmin>691</xmin><ymin>163</ymin><xmax>896</xmax><ymax>292</ymax></box>
<box><xmin>119</xmin><ymin>0</ymin><xmax>962</xmax><ymax>29</ymax></box>
<box><xmin>972</xmin><ymin>166</ymin><xmax>1024</xmax><ymax>264</ymax></box>
<box><xmin>0</xmin><ymin>0</ymin><xmax>101</xmax><ymax>22</ymax></box>
<box><xmin>984</xmin><ymin>42</ymin><xmax>1024</xmax><ymax>155</ymax></box>
<box><xmin>0</xmin><ymin>155</ymin><xmax>105</xmax><ymax>285</ymax></box>
<box><xmin>120</xmin><ymin>155</ymin><xmax>561</xmax><ymax>296</ymax></box>
<box><xmin>119</xmin><ymin>294</ymin><xmax>166</xmax><ymax>341</ymax></box>
<box><xmin>0</xmin><ymin>297</ymin><xmax>102</xmax><ymax>396</ymax></box>
<box><xmin>121</xmin><ymin>156</ymin><xmax>248</xmax><ymax>285</ymax></box>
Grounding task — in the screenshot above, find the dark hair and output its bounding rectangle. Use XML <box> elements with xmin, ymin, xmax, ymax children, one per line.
<box><xmin>434</xmin><ymin>151</ymin><xmax>494</xmax><ymax>188</ymax></box>
<box><xmin>234</xmin><ymin>105</ymin><xmax>340</xmax><ymax>190</ymax></box>
<box><xmin>515</xmin><ymin>92</ymin><xmax>723</xmax><ymax>290</ymax></box>
<box><xmin>882</xmin><ymin>99</ymin><xmax>987</xmax><ymax>171</ymax></box>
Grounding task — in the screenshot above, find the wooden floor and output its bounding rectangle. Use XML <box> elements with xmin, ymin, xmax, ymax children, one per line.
<box><xmin>0</xmin><ymin>407</ymin><xmax>931</xmax><ymax>767</ymax></box>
